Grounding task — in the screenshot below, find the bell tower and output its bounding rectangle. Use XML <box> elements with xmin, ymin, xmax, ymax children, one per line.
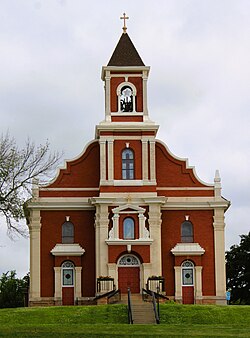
<box><xmin>96</xmin><ymin>16</ymin><xmax>159</xmax><ymax>191</ymax></box>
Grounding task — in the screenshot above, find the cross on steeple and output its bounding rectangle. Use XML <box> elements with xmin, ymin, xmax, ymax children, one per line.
<box><xmin>120</xmin><ymin>12</ymin><xmax>129</xmax><ymax>33</ymax></box>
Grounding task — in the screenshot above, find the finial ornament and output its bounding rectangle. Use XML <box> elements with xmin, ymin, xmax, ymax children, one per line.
<box><xmin>120</xmin><ymin>12</ymin><xmax>129</xmax><ymax>33</ymax></box>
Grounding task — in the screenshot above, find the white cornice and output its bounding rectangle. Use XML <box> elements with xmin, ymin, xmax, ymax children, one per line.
<box><xmin>101</xmin><ymin>66</ymin><xmax>150</xmax><ymax>80</ymax></box>
<box><xmin>29</xmin><ymin>197</ymin><xmax>94</xmax><ymax>210</ymax></box>
<box><xmin>105</xmin><ymin>239</ymin><xmax>153</xmax><ymax>245</ymax></box>
<box><xmin>161</xmin><ymin>197</ymin><xmax>230</xmax><ymax>210</ymax></box>
<box><xmin>171</xmin><ymin>243</ymin><xmax>205</xmax><ymax>256</ymax></box>
<box><xmin>51</xmin><ymin>244</ymin><xmax>85</xmax><ymax>256</ymax></box>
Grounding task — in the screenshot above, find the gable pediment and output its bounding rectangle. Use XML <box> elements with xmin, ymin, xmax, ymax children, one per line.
<box><xmin>112</xmin><ymin>203</ymin><xmax>145</xmax><ymax>214</ymax></box>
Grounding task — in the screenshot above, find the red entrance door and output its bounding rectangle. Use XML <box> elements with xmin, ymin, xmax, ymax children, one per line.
<box><xmin>62</xmin><ymin>287</ymin><xmax>74</xmax><ymax>305</ymax></box>
<box><xmin>118</xmin><ymin>267</ymin><xmax>140</xmax><ymax>293</ymax></box>
<box><xmin>182</xmin><ymin>286</ymin><xmax>194</xmax><ymax>304</ymax></box>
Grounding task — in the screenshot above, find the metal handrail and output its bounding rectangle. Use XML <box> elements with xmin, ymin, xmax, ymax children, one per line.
<box><xmin>94</xmin><ymin>288</ymin><xmax>118</xmax><ymax>301</ymax></box>
<box><xmin>127</xmin><ymin>288</ymin><xmax>133</xmax><ymax>324</ymax></box>
<box><xmin>151</xmin><ymin>291</ymin><xmax>160</xmax><ymax>324</ymax></box>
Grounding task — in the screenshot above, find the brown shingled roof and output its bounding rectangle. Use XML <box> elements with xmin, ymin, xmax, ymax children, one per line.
<box><xmin>107</xmin><ymin>33</ymin><xmax>145</xmax><ymax>66</ymax></box>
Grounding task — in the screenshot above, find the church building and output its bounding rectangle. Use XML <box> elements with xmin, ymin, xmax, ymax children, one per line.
<box><xmin>28</xmin><ymin>17</ymin><xmax>230</xmax><ymax>306</ymax></box>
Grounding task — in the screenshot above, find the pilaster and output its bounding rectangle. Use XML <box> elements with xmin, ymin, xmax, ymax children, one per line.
<box><xmin>105</xmin><ymin>71</ymin><xmax>111</xmax><ymax>120</ymax></box>
<box><xmin>28</xmin><ymin>209</ymin><xmax>41</xmax><ymax>300</ymax></box>
<box><xmin>142</xmin><ymin>139</ymin><xmax>149</xmax><ymax>181</ymax></box>
<box><xmin>142</xmin><ymin>70</ymin><xmax>148</xmax><ymax>118</ymax></box>
<box><xmin>95</xmin><ymin>204</ymin><xmax>109</xmax><ymax>279</ymax></box>
<box><xmin>107</xmin><ymin>139</ymin><xmax>114</xmax><ymax>181</ymax></box>
<box><xmin>75</xmin><ymin>267</ymin><xmax>82</xmax><ymax>298</ymax></box>
<box><xmin>100</xmin><ymin>139</ymin><xmax>106</xmax><ymax>183</ymax></box>
<box><xmin>54</xmin><ymin>267</ymin><xmax>62</xmax><ymax>298</ymax></box>
<box><xmin>148</xmin><ymin>204</ymin><xmax>162</xmax><ymax>276</ymax></box>
<box><xmin>174</xmin><ymin>266</ymin><xmax>182</xmax><ymax>302</ymax></box>
<box><xmin>195</xmin><ymin>266</ymin><xmax>203</xmax><ymax>301</ymax></box>
<box><xmin>213</xmin><ymin>208</ymin><xmax>226</xmax><ymax>300</ymax></box>
<box><xmin>149</xmin><ymin>140</ymin><xmax>156</xmax><ymax>182</ymax></box>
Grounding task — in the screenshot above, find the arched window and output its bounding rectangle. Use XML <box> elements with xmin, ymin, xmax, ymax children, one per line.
<box><xmin>118</xmin><ymin>254</ymin><xmax>140</xmax><ymax>266</ymax></box>
<box><xmin>62</xmin><ymin>261</ymin><xmax>74</xmax><ymax>286</ymax></box>
<box><xmin>181</xmin><ymin>220</ymin><xmax>193</xmax><ymax>243</ymax></box>
<box><xmin>62</xmin><ymin>221</ymin><xmax>74</xmax><ymax>244</ymax></box>
<box><xmin>123</xmin><ymin>217</ymin><xmax>135</xmax><ymax>240</ymax></box>
<box><xmin>120</xmin><ymin>85</ymin><xmax>134</xmax><ymax>112</ymax></box>
<box><xmin>122</xmin><ymin>148</ymin><xmax>134</xmax><ymax>179</ymax></box>
<box><xmin>182</xmin><ymin>260</ymin><xmax>194</xmax><ymax>286</ymax></box>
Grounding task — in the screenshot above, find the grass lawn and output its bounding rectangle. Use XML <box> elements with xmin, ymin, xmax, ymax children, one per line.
<box><xmin>0</xmin><ymin>304</ymin><xmax>249</xmax><ymax>337</ymax></box>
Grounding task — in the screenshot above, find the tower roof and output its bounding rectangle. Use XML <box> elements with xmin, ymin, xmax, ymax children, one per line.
<box><xmin>107</xmin><ymin>33</ymin><xmax>145</xmax><ymax>67</ymax></box>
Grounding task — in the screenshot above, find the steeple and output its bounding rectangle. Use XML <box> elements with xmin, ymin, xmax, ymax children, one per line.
<box><xmin>107</xmin><ymin>33</ymin><xmax>145</xmax><ymax>67</ymax></box>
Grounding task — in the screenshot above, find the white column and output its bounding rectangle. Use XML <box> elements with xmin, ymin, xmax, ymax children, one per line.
<box><xmin>95</xmin><ymin>204</ymin><xmax>109</xmax><ymax>280</ymax></box>
<box><xmin>148</xmin><ymin>204</ymin><xmax>162</xmax><ymax>276</ymax></box>
<box><xmin>107</xmin><ymin>139</ymin><xmax>114</xmax><ymax>181</ymax></box>
<box><xmin>174</xmin><ymin>266</ymin><xmax>182</xmax><ymax>302</ymax></box>
<box><xmin>75</xmin><ymin>267</ymin><xmax>82</xmax><ymax>299</ymax></box>
<box><xmin>195</xmin><ymin>266</ymin><xmax>203</xmax><ymax>302</ymax></box>
<box><xmin>28</xmin><ymin>209</ymin><xmax>41</xmax><ymax>300</ymax></box>
<box><xmin>142</xmin><ymin>139</ymin><xmax>149</xmax><ymax>181</ymax></box>
<box><xmin>142</xmin><ymin>71</ymin><xmax>148</xmax><ymax>118</ymax></box>
<box><xmin>54</xmin><ymin>267</ymin><xmax>62</xmax><ymax>299</ymax></box>
<box><xmin>149</xmin><ymin>140</ymin><xmax>156</xmax><ymax>182</ymax></box>
<box><xmin>213</xmin><ymin>208</ymin><xmax>226</xmax><ymax>302</ymax></box>
<box><xmin>111</xmin><ymin>213</ymin><xmax>119</xmax><ymax>239</ymax></box>
<box><xmin>105</xmin><ymin>71</ymin><xmax>111</xmax><ymax>120</ymax></box>
<box><xmin>99</xmin><ymin>139</ymin><xmax>106</xmax><ymax>183</ymax></box>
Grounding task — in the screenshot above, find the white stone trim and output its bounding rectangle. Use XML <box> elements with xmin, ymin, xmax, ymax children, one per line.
<box><xmin>213</xmin><ymin>208</ymin><xmax>226</xmax><ymax>298</ymax></box>
<box><xmin>29</xmin><ymin>198</ymin><xmax>94</xmax><ymax>210</ymax></box>
<box><xmin>149</xmin><ymin>140</ymin><xmax>156</xmax><ymax>181</ymax></box>
<box><xmin>157</xmin><ymin>187</ymin><xmax>214</xmax><ymax>191</ymax></box>
<box><xmin>142</xmin><ymin>139</ymin><xmax>149</xmax><ymax>181</ymax></box>
<box><xmin>51</xmin><ymin>244</ymin><xmax>85</xmax><ymax>256</ymax></box>
<box><xmin>107</xmin><ymin>140</ymin><xmax>114</xmax><ymax>181</ymax></box>
<box><xmin>40</xmin><ymin>187</ymin><xmax>100</xmax><ymax>191</ymax></box>
<box><xmin>54</xmin><ymin>267</ymin><xmax>62</xmax><ymax>298</ymax></box>
<box><xmin>101</xmin><ymin>66</ymin><xmax>150</xmax><ymax>80</ymax></box>
<box><xmin>174</xmin><ymin>266</ymin><xmax>182</xmax><ymax>301</ymax></box>
<box><xmin>171</xmin><ymin>243</ymin><xmax>205</xmax><ymax>256</ymax></box>
<box><xmin>106</xmin><ymin>239</ymin><xmax>153</xmax><ymax>245</ymax></box>
<box><xmin>111</xmin><ymin>112</ymin><xmax>143</xmax><ymax>116</ymax></box>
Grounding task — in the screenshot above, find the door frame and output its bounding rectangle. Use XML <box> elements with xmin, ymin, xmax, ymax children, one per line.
<box><xmin>117</xmin><ymin>254</ymin><xmax>141</xmax><ymax>293</ymax></box>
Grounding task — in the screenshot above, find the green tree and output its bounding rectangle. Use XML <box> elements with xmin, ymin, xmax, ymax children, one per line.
<box><xmin>226</xmin><ymin>232</ymin><xmax>250</xmax><ymax>304</ymax></box>
<box><xmin>0</xmin><ymin>133</ymin><xmax>61</xmax><ymax>235</ymax></box>
<box><xmin>0</xmin><ymin>271</ymin><xmax>29</xmax><ymax>308</ymax></box>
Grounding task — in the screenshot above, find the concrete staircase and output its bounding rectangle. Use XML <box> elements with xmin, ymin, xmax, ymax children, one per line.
<box><xmin>120</xmin><ymin>293</ymin><xmax>157</xmax><ymax>324</ymax></box>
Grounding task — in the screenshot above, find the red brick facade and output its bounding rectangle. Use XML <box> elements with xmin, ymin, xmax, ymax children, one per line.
<box><xmin>28</xmin><ymin>30</ymin><xmax>229</xmax><ymax>307</ymax></box>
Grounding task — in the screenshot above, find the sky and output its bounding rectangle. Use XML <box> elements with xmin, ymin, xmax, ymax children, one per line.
<box><xmin>0</xmin><ymin>0</ymin><xmax>249</xmax><ymax>278</ymax></box>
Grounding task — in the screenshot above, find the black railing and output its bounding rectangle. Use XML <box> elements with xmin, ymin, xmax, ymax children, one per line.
<box><xmin>94</xmin><ymin>289</ymin><xmax>118</xmax><ymax>301</ymax></box>
<box><xmin>107</xmin><ymin>289</ymin><xmax>121</xmax><ymax>304</ymax></box>
<box><xmin>127</xmin><ymin>288</ymin><xmax>133</xmax><ymax>324</ymax></box>
<box><xmin>151</xmin><ymin>291</ymin><xmax>160</xmax><ymax>324</ymax></box>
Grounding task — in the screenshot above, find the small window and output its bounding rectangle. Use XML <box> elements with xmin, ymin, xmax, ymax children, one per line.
<box><xmin>181</xmin><ymin>221</ymin><xmax>193</xmax><ymax>243</ymax></box>
<box><xmin>62</xmin><ymin>261</ymin><xmax>74</xmax><ymax>286</ymax></box>
<box><xmin>62</xmin><ymin>221</ymin><xmax>74</xmax><ymax>244</ymax></box>
<box><xmin>182</xmin><ymin>261</ymin><xmax>194</xmax><ymax>286</ymax></box>
<box><xmin>123</xmin><ymin>217</ymin><xmax>135</xmax><ymax>240</ymax></box>
<box><xmin>120</xmin><ymin>85</ymin><xmax>133</xmax><ymax>112</ymax></box>
<box><xmin>122</xmin><ymin>149</ymin><xmax>134</xmax><ymax>179</ymax></box>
